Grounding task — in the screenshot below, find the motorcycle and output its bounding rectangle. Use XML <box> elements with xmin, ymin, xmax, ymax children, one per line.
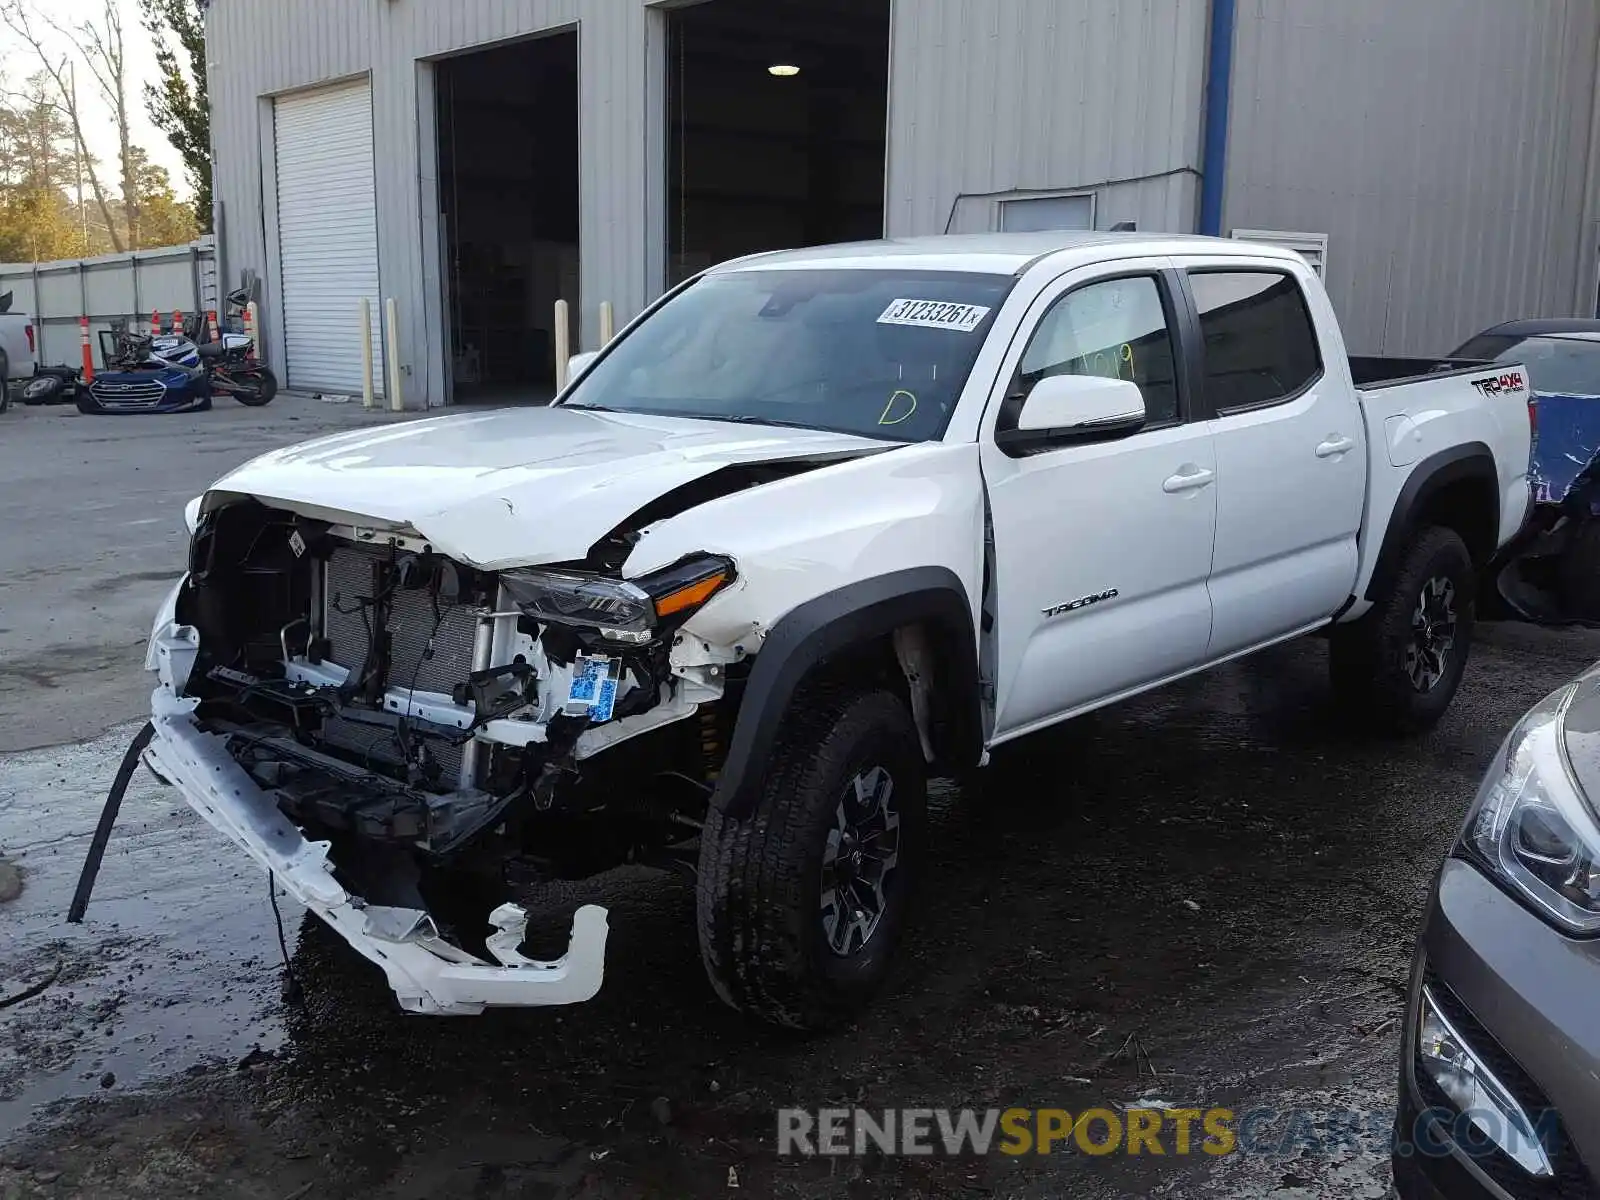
<box><xmin>112</xmin><ymin>288</ymin><xmax>278</xmax><ymax>407</ymax></box>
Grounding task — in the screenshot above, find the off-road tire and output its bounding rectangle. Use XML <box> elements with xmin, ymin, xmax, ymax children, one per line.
<box><xmin>1330</xmin><ymin>526</ymin><xmax>1475</xmax><ymax>736</ymax></box>
<box><xmin>696</xmin><ymin>688</ymin><xmax>926</xmax><ymax>1030</ymax></box>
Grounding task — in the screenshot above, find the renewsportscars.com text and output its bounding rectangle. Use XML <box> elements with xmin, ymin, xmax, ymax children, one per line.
<box><xmin>776</xmin><ymin>1105</ymin><xmax>1518</xmax><ymax>1160</ymax></box>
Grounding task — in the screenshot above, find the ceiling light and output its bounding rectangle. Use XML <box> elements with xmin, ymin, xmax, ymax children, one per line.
<box><xmin>768</xmin><ymin>64</ymin><xmax>800</xmax><ymax>77</ymax></box>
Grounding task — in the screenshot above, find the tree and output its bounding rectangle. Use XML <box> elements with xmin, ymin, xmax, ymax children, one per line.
<box><xmin>0</xmin><ymin>73</ymin><xmax>92</xmax><ymax>261</ymax></box>
<box><xmin>139</xmin><ymin>0</ymin><xmax>208</xmax><ymax>232</ymax></box>
<box><xmin>120</xmin><ymin>148</ymin><xmax>196</xmax><ymax>247</ymax></box>
<box><xmin>0</xmin><ymin>0</ymin><xmax>123</xmax><ymax>251</ymax></box>
<box><xmin>69</xmin><ymin>1</ymin><xmax>138</xmax><ymax>249</ymax></box>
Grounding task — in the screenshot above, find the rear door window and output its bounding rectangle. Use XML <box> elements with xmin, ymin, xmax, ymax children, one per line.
<box><xmin>1189</xmin><ymin>271</ymin><xmax>1323</xmax><ymax>414</ymax></box>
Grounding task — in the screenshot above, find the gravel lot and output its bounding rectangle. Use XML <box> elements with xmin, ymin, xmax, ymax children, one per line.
<box><xmin>2</xmin><ymin>395</ymin><xmax>1597</xmax><ymax>1199</ymax></box>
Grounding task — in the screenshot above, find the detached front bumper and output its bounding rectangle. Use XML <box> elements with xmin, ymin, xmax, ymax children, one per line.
<box><xmin>141</xmin><ymin>682</ymin><xmax>610</xmax><ymax>1016</ymax></box>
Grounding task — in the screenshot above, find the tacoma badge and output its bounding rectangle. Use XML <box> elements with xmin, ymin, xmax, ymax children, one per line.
<box><xmin>1043</xmin><ymin>589</ymin><xmax>1120</xmax><ymax>619</ymax></box>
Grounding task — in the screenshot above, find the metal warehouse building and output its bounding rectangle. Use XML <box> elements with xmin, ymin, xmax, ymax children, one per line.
<box><xmin>205</xmin><ymin>0</ymin><xmax>1600</xmax><ymax>407</ymax></box>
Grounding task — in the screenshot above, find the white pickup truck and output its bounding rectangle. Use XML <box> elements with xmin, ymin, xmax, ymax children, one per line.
<box><xmin>138</xmin><ymin>233</ymin><xmax>1532</xmax><ymax>1028</ymax></box>
<box><xmin>0</xmin><ymin>303</ymin><xmax>37</xmax><ymax>412</ymax></box>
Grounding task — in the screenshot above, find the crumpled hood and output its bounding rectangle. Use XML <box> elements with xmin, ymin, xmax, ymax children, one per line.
<box><xmin>204</xmin><ymin>405</ymin><xmax>895</xmax><ymax>569</ymax></box>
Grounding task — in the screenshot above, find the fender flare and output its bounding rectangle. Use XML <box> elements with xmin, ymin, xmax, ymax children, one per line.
<box><xmin>710</xmin><ymin>566</ymin><xmax>982</xmax><ymax>818</ymax></box>
<box><xmin>1364</xmin><ymin>442</ymin><xmax>1499</xmax><ymax>603</ymax></box>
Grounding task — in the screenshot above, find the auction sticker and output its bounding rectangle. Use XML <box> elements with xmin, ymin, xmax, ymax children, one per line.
<box><xmin>877</xmin><ymin>299</ymin><xmax>991</xmax><ymax>333</ymax></box>
<box><xmin>566</xmin><ymin>653</ymin><xmax>618</xmax><ymax>721</ymax></box>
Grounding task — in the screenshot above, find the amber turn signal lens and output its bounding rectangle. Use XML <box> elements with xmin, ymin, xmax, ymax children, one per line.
<box><xmin>653</xmin><ymin>572</ymin><xmax>728</xmax><ymax>618</ymax></box>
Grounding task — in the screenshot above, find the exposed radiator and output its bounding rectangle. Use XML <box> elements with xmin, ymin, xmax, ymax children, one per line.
<box><xmin>318</xmin><ymin>712</ymin><xmax>466</xmax><ymax>784</ymax></box>
<box><xmin>323</xmin><ymin>545</ymin><xmax>484</xmax><ymax>697</ymax></box>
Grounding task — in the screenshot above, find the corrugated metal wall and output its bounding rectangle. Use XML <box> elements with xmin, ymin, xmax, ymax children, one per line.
<box><xmin>884</xmin><ymin>0</ymin><xmax>1209</xmax><ymax>238</ymax></box>
<box><xmin>0</xmin><ymin>241</ymin><xmax>217</xmax><ymax>367</ymax></box>
<box><xmin>1224</xmin><ymin>0</ymin><xmax>1600</xmax><ymax>356</ymax></box>
<box><xmin>209</xmin><ymin>0</ymin><xmax>1600</xmax><ymax>398</ymax></box>
<box><xmin>206</xmin><ymin>0</ymin><xmax>659</xmax><ymax>407</ymax></box>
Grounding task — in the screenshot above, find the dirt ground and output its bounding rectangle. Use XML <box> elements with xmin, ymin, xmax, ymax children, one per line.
<box><xmin>3</xmin><ymin>396</ymin><xmax>1595</xmax><ymax>1198</ymax></box>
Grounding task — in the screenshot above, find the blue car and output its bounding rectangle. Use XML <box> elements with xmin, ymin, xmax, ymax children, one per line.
<box><xmin>76</xmin><ymin>365</ymin><xmax>212</xmax><ymax>415</ymax></box>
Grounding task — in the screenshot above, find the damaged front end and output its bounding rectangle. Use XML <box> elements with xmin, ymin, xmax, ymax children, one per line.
<box><xmin>142</xmin><ymin>498</ymin><xmax>746</xmax><ymax>1014</ymax></box>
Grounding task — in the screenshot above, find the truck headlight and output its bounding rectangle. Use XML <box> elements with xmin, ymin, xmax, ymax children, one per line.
<box><xmin>1460</xmin><ymin>682</ymin><xmax>1600</xmax><ymax>935</ymax></box>
<box><xmin>502</xmin><ymin>555</ymin><xmax>733</xmax><ymax>645</ymax></box>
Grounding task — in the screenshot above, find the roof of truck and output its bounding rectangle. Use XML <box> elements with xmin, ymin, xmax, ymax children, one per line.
<box><xmin>707</xmin><ymin>232</ymin><xmax>1304</xmax><ymax>277</ymax></box>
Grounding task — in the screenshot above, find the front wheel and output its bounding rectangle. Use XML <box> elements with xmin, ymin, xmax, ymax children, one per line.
<box><xmin>1330</xmin><ymin>526</ymin><xmax>1475</xmax><ymax>736</ymax></box>
<box><xmin>229</xmin><ymin>366</ymin><xmax>278</xmax><ymax>406</ymax></box>
<box><xmin>696</xmin><ymin>688</ymin><xmax>926</xmax><ymax>1030</ymax></box>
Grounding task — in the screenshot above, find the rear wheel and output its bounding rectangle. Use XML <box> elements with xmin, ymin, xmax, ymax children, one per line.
<box><xmin>1330</xmin><ymin>526</ymin><xmax>1475</xmax><ymax>735</ymax></box>
<box><xmin>696</xmin><ymin>688</ymin><xmax>926</xmax><ymax>1030</ymax></box>
<box><xmin>231</xmin><ymin>366</ymin><xmax>278</xmax><ymax>406</ymax></box>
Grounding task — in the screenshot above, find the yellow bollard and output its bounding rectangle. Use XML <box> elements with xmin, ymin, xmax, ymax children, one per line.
<box><xmin>554</xmin><ymin>299</ymin><xmax>571</xmax><ymax>392</ymax></box>
<box><xmin>360</xmin><ymin>297</ymin><xmax>375</xmax><ymax>409</ymax></box>
<box><xmin>385</xmin><ymin>298</ymin><xmax>403</xmax><ymax>412</ymax></box>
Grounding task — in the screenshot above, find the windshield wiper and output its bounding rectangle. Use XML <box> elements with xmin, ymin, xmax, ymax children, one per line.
<box><xmin>669</xmin><ymin>412</ymin><xmax>834</xmax><ymax>432</ymax></box>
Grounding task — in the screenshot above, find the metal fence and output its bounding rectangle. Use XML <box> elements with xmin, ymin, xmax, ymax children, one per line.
<box><xmin>0</xmin><ymin>237</ymin><xmax>218</xmax><ymax>369</ymax></box>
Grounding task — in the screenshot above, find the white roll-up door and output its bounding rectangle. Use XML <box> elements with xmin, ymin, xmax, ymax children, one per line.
<box><xmin>274</xmin><ymin>81</ymin><xmax>381</xmax><ymax>394</ymax></box>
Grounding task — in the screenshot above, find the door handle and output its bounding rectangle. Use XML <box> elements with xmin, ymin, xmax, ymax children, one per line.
<box><xmin>1163</xmin><ymin>467</ymin><xmax>1215</xmax><ymax>494</ymax></box>
<box><xmin>1316</xmin><ymin>436</ymin><xmax>1356</xmax><ymax>458</ymax></box>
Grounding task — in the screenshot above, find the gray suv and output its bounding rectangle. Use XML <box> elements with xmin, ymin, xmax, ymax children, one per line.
<box><xmin>1394</xmin><ymin>666</ymin><xmax>1600</xmax><ymax>1198</ymax></box>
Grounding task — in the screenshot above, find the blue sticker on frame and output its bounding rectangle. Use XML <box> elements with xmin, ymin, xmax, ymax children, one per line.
<box><xmin>567</xmin><ymin>654</ymin><xmax>618</xmax><ymax>721</ymax></box>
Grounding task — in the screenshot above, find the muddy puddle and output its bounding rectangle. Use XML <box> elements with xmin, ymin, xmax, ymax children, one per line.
<box><xmin>0</xmin><ymin>722</ymin><xmax>292</xmax><ymax>1138</ymax></box>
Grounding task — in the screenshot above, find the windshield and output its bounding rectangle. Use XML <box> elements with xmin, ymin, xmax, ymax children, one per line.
<box><xmin>560</xmin><ymin>269</ymin><xmax>1017</xmax><ymax>441</ymax></box>
<box><xmin>1453</xmin><ymin>334</ymin><xmax>1600</xmax><ymax>395</ymax></box>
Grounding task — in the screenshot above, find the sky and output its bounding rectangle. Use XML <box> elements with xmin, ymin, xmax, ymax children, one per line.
<box><xmin>0</xmin><ymin>0</ymin><xmax>192</xmax><ymax>198</ymax></box>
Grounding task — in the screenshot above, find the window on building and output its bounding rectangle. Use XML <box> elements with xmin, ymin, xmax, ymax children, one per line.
<box><xmin>1009</xmin><ymin>275</ymin><xmax>1180</xmax><ymax>426</ymax></box>
<box><xmin>999</xmin><ymin>194</ymin><xmax>1096</xmax><ymax>233</ymax></box>
<box><xmin>1189</xmin><ymin>271</ymin><xmax>1323</xmax><ymax>413</ymax></box>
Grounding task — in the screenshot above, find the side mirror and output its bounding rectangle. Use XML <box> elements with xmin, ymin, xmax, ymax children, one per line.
<box><xmin>567</xmin><ymin>351</ymin><xmax>600</xmax><ymax>386</ymax></box>
<box><xmin>998</xmin><ymin>374</ymin><xmax>1147</xmax><ymax>450</ymax></box>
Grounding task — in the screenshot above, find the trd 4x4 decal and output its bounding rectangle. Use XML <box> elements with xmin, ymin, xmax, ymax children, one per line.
<box><xmin>1471</xmin><ymin>372</ymin><xmax>1526</xmax><ymax>398</ymax></box>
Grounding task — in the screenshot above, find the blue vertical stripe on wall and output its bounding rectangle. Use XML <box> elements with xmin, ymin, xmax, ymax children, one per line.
<box><xmin>1198</xmin><ymin>0</ymin><xmax>1236</xmax><ymax>236</ymax></box>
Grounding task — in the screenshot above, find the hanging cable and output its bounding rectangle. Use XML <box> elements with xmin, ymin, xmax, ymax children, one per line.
<box><xmin>268</xmin><ymin>872</ymin><xmax>303</xmax><ymax>1006</ymax></box>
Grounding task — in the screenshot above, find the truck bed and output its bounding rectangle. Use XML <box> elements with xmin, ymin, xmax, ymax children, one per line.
<box><xmin>1348</xmin><ymin>355</ymin><xmax>1497</xmax><ymax>391</ymax></box>
<box><xmin>1346</xmin><ymin>355</ymin><xmax>1533</xmax><ymax>610</ymax></box>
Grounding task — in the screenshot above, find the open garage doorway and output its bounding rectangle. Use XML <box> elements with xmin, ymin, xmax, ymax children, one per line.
<box><xmin>435</xmin><ymin>31</ymin><xmax>578</xmax><ymax>404</ymax></box>
<box><xmin>666</xmin><ymin>0</ymin><xmax>890</xmax><ymax>285</ymax></box>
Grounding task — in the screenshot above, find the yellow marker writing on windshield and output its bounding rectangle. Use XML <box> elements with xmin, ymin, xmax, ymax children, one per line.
<box><xmin>880</xmin><ymin>390</ymin><xmax>918</xmax><ymax>425</ymax></box>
